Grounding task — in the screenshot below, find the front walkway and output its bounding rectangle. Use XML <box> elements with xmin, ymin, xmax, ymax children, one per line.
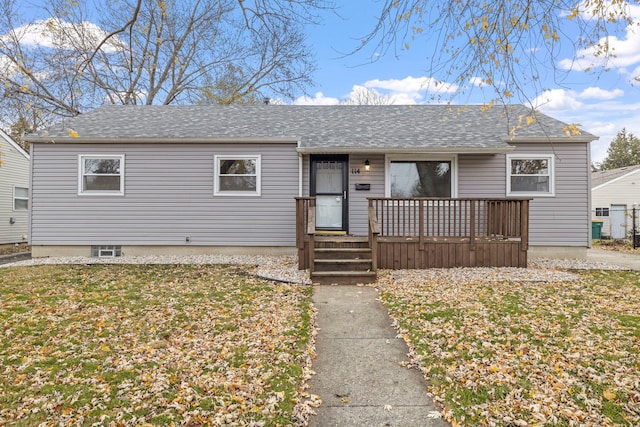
<box><xmin>308</xmin><ymin>285</ymin><xmax>450</xmax><ymax>427</ymax></box>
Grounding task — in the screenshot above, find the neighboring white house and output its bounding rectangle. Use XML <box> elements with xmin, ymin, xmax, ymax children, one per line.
<box><xmin>591</xmin><ymin>165</ymin><xmax>640</xmax><ymax>239</ymax></box>
<box><xmin>0</xmin><ymin>129</ymin><xmax>30</xmax><ymax>245</ymax></box>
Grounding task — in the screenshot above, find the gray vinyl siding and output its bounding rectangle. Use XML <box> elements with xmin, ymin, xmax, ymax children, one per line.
<box><xmin>459</xmin><ymin>143</ymin><xmax>590</xmax><ymax>247</ymax></box>
<box><xmin>0</xmin><ymin>140</ymin><xmax>29</xmax><ymax>244</ymax></box>
<box><xmin>30</xmin><ymin>143</ymin><xmax>299</xmax><ymax>246</ymax></box>
<box><xmin>348</xmin><ymin>154</ymin><xmax>385</xmax><ymax>235</ymax></box>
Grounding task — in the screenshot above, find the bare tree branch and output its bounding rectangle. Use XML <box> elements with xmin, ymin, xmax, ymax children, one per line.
<box><xmin>79</xmin><ymin>0</ymin><xmax>143</xmax><ymax>73</ymax></box>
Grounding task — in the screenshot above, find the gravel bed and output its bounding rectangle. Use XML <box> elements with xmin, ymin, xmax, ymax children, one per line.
<box><xmin>381</xmin><ymin>258</ymin><xmax>625</xmax><ymax>286</ymax></box>
<box><xmin>529</xmin><ymin>257</ymin><xmax>625</xmax><ymax>270</ymax></box>
<box><xmin>0</xmin><ymin>254</ymin><xmax>313</xmax><ymax>285</ymax></box>
<box><xmin>0</xmin><ymin>254</ymin><xmax>625</xmax><ymax>285</ymax></box>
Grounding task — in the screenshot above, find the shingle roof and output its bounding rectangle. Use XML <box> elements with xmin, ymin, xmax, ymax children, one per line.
<box><xmin>592</xmin><ymin>164</ymin><xmax>640</xmax><ymax>188</ymax></box>
<box><xmin>26</xmin><ymin>104</ymin><xmax>596</xmax><ymax>153</ymax></box>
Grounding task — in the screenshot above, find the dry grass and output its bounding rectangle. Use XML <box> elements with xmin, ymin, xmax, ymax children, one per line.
<box><xmin>378</xmin><ymin>269</ymin><xmax>640</xmax><ymax>426</ymax></box>
<box><xmin>0</xmin><ymin>264</ymin><xmax>314</xmax><ymax>426</ymax></box>
<box><xmin>592</xmin><ymin>239</ymin><xmax>640</xmax><ymax>254</ymax></box>
<box><xmin>0</xmin><ymin>244</ymin><xmax>30</xmax><ymax>256</ymax></box>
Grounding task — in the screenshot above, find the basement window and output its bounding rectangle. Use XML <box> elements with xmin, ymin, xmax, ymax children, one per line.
<box><xmin>91</xmin><ymin>245</ymin><xmax>122</xmax><ymax>258</ymax></box>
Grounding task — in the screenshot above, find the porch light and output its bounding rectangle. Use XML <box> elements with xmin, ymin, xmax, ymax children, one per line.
<box><xmin>364</xmin><ymin>159</ymin><xmax>370</xmax><ymax>171</ymax></box>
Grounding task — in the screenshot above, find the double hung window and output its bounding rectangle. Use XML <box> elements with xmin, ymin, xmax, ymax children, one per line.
<box><xmin>13</xmin><ymin>187</ymin><xmax>28</xmax><ymax>210</ymax></box>
<box><xmin>79</xmin><ymin>155</ymin><xmax>124</xmax><ymax>195</ymax></box>
<box><xmin>214</xmin><ymin>155</ymin><xmax>261</xmax><ymax>196</ymax></box>
<box><xmin>507</xmin><ymin>154</ymin><xmax>554</xmax><ymax>196</ymax></box>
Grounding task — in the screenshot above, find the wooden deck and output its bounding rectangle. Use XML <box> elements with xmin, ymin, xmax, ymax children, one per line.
<box><xmin>296</xmin><ymin>197</ymin><xmax>531</xmax><ymax>274</ymax></box>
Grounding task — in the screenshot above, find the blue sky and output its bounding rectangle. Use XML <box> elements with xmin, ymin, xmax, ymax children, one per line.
<box><xmin>296</xmin><ymin>1</ymin><xmax>640</xmax><ymax>164</ymax></box>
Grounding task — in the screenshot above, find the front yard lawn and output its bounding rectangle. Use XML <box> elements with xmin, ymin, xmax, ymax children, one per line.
<box><xmin>379</xmin><ymin>269</ymin><xmax>640</xmax><ymax>427</ymax></box>
<box><xmin>0</xmin><ymin>264</ymin><xmax>313</xmax><ymax>426</ymax></box>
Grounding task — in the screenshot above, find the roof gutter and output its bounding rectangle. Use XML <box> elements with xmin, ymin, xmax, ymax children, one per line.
<box><xmin>296</xmin><ymin>146</ymin><xmax>515</xmax><ymax>155</ymax></box>
<box><xmin>504</xmin><ymin>136</ymin><xmax>598</xmax><ymax>143</ymax></box>
<box><xmin>23</xmin><ymin>136</ymin><xmax>301</xmax><ymax>144</ymax></box>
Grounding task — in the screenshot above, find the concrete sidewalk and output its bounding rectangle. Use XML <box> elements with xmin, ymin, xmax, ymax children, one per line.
<box><xmin>587</xmin><ymin>248</ymin><xmax>640</xmax><ymax>270</ymax></box>
<box><xmin>308</xmin><ymin>285</ymin><xmax>450</xmax><ymax>427</ymax></box>
<box><xmin>0</xmin><ymin>252</ymin><xmax>30</xmax><ymax>266</ymax></box>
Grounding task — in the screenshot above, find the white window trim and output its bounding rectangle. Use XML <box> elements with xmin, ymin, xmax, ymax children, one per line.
<box><xmin>506</xmin><ymin>154</ymin><xmax>555</xmax><ymax>197</ymax></box>
<box><xmin>13</xmin><ymin>185</ymin><xmax>28</xmax><ymax>211</ymax></box>
<box><xmin>78</xmin><ymin>154</ymin><xmax>125</xmax><ymax>196</ymax></box>
<box><xmin>214</xmin><ymin>154</ymin><xmax>262</xmax><ymax>197</ymax></box>
<box><xmin>384</xmin><ymin>154</ymin><xmax>458</xmax><ymax>198</ymax></box>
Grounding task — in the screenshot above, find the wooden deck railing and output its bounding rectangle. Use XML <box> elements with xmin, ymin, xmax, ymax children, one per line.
<box><xmin>368</xmin><ymin>197</ymin><xmax>530</xmax><ymax>246</ymax></box>
<box><xmin>296</xmin><ymin>197</ymin><xmax>531</xmax><ymax>270</ymax></box>
<box><xmin>367</xmin><ymin>198</ymin><xmax>530</xmax><ymax>268</ymax></box>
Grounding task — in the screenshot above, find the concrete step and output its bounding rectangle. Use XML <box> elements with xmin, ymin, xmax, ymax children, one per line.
<box><xmin>311</xmin><ymin>270</ymin><xmax>377</xmax><ymax>285</ymax></box>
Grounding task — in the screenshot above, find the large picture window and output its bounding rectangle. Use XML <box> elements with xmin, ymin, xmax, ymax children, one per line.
<box><xmin>214</xmin><ymin>155</ymin><xmax>261</xmax><ymax>196</ymax></box>
<box><xmin>507</xmin><ymin>154</ymin><xmax>555</xmax><ymax>196</ymax></box>
<box><xmin>387</xmin><ymin>157</ymin><xmax>454</xmax><ymax>198</ymax></box>
<box><xmin>78</xmin><ymin>155</ymin><xmax>124</xmax><ymax>195</ymax></box>
<box><xmin>13</xmin><ymin>187</ymin><xmax>28</xmax><ymax>210</ymax></box>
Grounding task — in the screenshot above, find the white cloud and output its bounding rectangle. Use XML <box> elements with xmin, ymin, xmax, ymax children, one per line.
<box><xmin>0</xmin><ymin>55</ymin><xmax>19</xmax><ymax>74</ymax></box>
<box><xmin>534</xmin><ymin>87</ymin><xmax>640</xmax><ymax>163</ymax></box>
<box><xmin>559</xmin><ymin>4</ymin><xmax>640</xmax><ymax>77</ymax></box>
<box><xmin>3</xmin><ymin>18</ymin><xmax>124</xmax><ymax>53</ymax></box>
<box><xmin>532</xmin><ymin>86</ymin><xmax>624</xmax><ymax>113</ymax></box>
<box><xmin>364</xmin><ymin>76</ymin><xmax>459</xmax><ymax>97</ymax></box>
<box><xmin>293</xmin><ymin>76</ymin><xmax>460</xmax><ymax>105</ymax></box>
<box><xmin>580</xmin><ymin>87</ymin><xmax>624</xmax><ymax>100</ymax></box>
<box><xmin>293</xmin><ymin>91</ymin><xmax>340</xmax><ymax>105</ymax></box>
<box><xmin>341</xmin><ymin>85</ymin><xmax>394</xmax><ymax>105</ymax></box>
<box><xmin>532</xmin><ymin>89</ymin><xmax>583</xmax><ymax>112</ymax></box>
<box><xmin>469</xmin><ymin>77</ymin><xmax>487</xmax><ymax>87</ymax></box>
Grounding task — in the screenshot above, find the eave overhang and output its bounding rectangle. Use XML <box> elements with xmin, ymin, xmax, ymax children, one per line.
<box><xmin>24</xmin><ymin>136</ymin><xmax>302</xmax><ymax>144</ymax></box>
<box><xmin>504</xmin><ymin>136</ymin><xmax>598</xmax><ymax>144</ymax></box>
<box><xmin>295</xmin><ymin>146</ymin><xmax>515</xmax><ymax>155</ymax></box>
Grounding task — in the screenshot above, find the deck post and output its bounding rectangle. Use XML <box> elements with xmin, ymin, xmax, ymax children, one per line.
<box><xmin>520</xmin><ymin>199</ymin><xmax>529</xmax><ymax>252</ymax></box>
<box><xmin>469</xmin><ymin>200</ymin><xmax>476</xmax><ymax>251</ymax></box>
<box><xmin>307</xmin><ymin>198</ymin><xmax>316</xmax><ymax>273</ymax></box>
<box><xmin>295</xmin><ymin>197</ymin><xmax>305</xmax><ymax>269</ymax></box>
<box><xmin>418</xmin><ymin>199</ymin><xmax>425</xmax><ymax>250</ymax></box>
<box><xmin>368</xmin><ymin>200</ymin><xmax>380</xmax><ymax>271</ymax></box>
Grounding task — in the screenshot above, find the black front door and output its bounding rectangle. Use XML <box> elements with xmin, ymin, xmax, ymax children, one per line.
<box><xmin>310</xmin><ymin>155</ymin><xmax>348</xmax><ymax>233</ymax></box>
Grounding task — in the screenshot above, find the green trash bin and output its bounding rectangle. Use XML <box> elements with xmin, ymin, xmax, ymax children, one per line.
<box><xmin>592</xmin><ymin>220</ymin><xmax>603</xmax><ymax>239</ymax></box>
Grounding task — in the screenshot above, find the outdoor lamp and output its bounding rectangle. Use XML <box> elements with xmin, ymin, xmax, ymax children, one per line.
<box><xmin>364</xmin><ymin>159</ymin><xmax>370</xmax><ymax>171</ymax></box>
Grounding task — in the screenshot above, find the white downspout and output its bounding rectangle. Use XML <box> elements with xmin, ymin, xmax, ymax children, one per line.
<box><xmin>298</xmin><ymin>144</ymin><xmax>303</xmax><ymax>197</ymax></box>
